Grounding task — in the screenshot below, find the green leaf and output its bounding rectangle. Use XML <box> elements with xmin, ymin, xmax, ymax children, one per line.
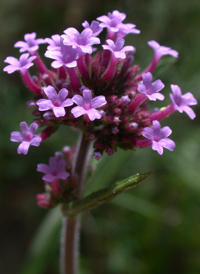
<box><xmin>62</xmin><ymin>171</ymin><xmax>153</xmax><ymax>217</ymax></box>
<box><xmin>20</xmin><ymin>207</ymin><xmax>62</xmax><ymax>274</ymax></box>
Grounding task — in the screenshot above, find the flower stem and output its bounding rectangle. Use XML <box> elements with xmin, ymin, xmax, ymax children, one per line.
<box><xmin>60</xmin><ymin>132</ymin><xmax>92</xmax><ymax>274</ymax></box>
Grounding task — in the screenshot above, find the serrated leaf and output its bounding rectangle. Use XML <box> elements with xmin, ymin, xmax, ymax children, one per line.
<box><xmin>62</xmin><ymin>171</ymin><xmax>153</xmax><ymax>217</ymax></box>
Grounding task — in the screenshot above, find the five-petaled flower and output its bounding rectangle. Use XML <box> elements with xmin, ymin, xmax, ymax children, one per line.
<box><xmin>10</xmin><ymin>122</ymin><xmax>42</xmax><ymax>155</ymax></box>
<box><xmin>71</xmin><ymin>88</ymin><xmax>107</xmax><ymax>121</ymax></box>
<box><xmin>170</xmin><ymin>84</ymin><xmax>197</xmax><ymax>119</ymax></box>
<box><xmin>3</xmin><ymin>53</ymin><xmax>36</xmax><ymax>74</ymax></box>
<box><xmin>45</xmin><ymin>38</ymin><xmax>80</xmax><ymax>68</ymax></box>
<box><xmin>37</xmin><ymin>156</ymin><xmax>69</xmax><ymax>182</ymax></box>
<box><xmin>14</xmin><ymin>32</ymin><xmax>45</xmax><ymax>53</ymax></box>
<box><xmin>102</xmin><ymin>38</ymin><xmax>135</xmax><ymax>59</ymax></box>
<box><xmin>142</xmin><ymin>120</ymin><xmax>176</xmax><ymax>155</ymax></box>
<box><xmin>36</xmin><ymin>85</ymin><xmax>73</xmax><ymax>117</ymax></box>
<box><xmin>138</xmin><ymin>72</ymin><xmax>165</xmax><ymax>101</ymax></box>
<box><xmin>61</xmin><ymin>28</ymin><xmax>100</xmax><ymax>55</ymax></box>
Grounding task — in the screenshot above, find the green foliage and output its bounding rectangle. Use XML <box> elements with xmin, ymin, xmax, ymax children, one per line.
<box><xmin>62</xmin><ymin>172</ymin><xmax>153</xmax><ymax>217</ymax></box>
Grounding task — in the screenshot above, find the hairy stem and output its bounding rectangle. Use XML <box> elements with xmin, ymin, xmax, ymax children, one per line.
<box><xmin>60</xmin><ymin>132</ymin><xmax>92</xmax><ymax>274</ymax></box>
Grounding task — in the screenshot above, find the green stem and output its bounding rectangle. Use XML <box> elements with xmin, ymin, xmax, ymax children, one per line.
<box><xmin>60</xmin><ymin>132</ymin><xmax>92</xmax><ymax>274</ymax></box>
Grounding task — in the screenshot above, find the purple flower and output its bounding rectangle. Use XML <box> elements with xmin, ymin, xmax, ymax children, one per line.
<box><xmin>45</xmin><ymin>34</ymin><xmax>61</xmax><ymax>51</ymax></box>
<box><xmin>10</xmin><ymin>122</ymin><xmax>42</xmax><ymax>155</ymax></box>
<box><xmin>37</xmin><ymin>156</ymin><xmax>69</xmax><ymax>182</ymax></box>
<box><xmin>93</xmin><ymin>151</ymin><xmax>102</xmax><ymax>161</ymax></box>
<box><xmin>97</xmin><ymin>10</ymin><xmax>126</xmax><ymax>32</ymax></box>
<box><xmin>117</xmin><ymin>23</ymin><xmax>140</xmax><ymax>38</ymax></box>
<box><xmin>14</xmin><ymin>32</ymin><xmax>45</xmax><ymax>53</ymax></box>
<box><xmin>3</xmin><ymin>53</ymin><xmax>36</xmax><ymax>74</ymax></box>
<box><xmin>170</xmin><ymin>84</ymin><xmax>197</xmax><ymax>119</ymax></box>
<box><xmin>61</xmin><ymin>27</ymin><xmax>100</xmax><ymax>55</ymax></box>
<box><xmin>102</xmin><ymin>38</ymin><xmax>135</xmax><ymax>59</ymax></box>
<box><xmin>148</xmin><ymin>40</ymin><xmax>178</xmax><ymax>60</ymax></box>
<box><xmin>82</xmin><ymin>20</ymin><xmax>103</xmax><ymax>36</ymax></box>
<box><xmin>45</xmin><ymin>38</ymin><xmax>79</xmax><ymax>68</ymax></box>
<box><xmin>36</xmin><ymin>85</ymin><xmax>73</xmax><ymax>117</ymax></box>
<box><xmin>138</xmin><ymin>72</ymin><xmax>165</xmax><ymax>101</ymax></box>
<box><xmin>142</xmin><ymin>120</ymin><xmax>175</xmax><ymax>155</ymax></box>
<box><xmin>71</xmin><ymin>88</ymin><xmax>107</xmax><ymax>121</ymax></box>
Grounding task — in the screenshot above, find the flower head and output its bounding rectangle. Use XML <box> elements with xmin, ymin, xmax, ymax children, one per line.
<box><xmin>170</xmin><ymin>84</ymin><xmax>197</xmax><ymax>119</ymax></box>
<box><xmin>10</xmin><ymin>122</ymin><xmax>42</xmax><ymax>155</ymax></box>
<box><xmin>102</xmin><ymin>38</ymin><xmax>135</xmax><ymax>59</ymax></box>
<box><xmin>71</xmin><ymin>88</ymin><xmax>107</xmax><ymax>121</ymax></box>
<box><xmin>3</xmin><ymin>53</ymin><xmax>36</xmax><ymax>74</ymax></box>
<box><xmin>142</xmin><ymin>120</ymin><xmax>175</xmax><ymax>155</ymax></box>
<box><xmin>14</xmin><ymin>32</ymin><xmax>45</xmax><ymax>53</ymax></box>
<box><xmin>138</xmin><ymin>72</ymin><xmax>165</xmax><ymax>101</ymax></box>
<box><xmin>36</xmin><ymin>85</ymin><xmax>73</xmax><ymax>117</ymax></box>
<box><xmin>61</xmin><ymin>27</ymin><xmax>100</xmax><ymax>55</ymax></box>
<box><xmin>37</xmin><ymin>156</ymin><xmax>69</xmax><ymax>182</ymax></box>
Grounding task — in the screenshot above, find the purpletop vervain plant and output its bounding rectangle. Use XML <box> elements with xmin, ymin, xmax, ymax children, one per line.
<box><xmin>4</xmin><ymin>8</ymin><xmax>197</xmax><ymax>205</ymax></box>
<box><xmin>4</xmin><ymin>10</ymin><xmax>197</xmax><ymax>274</ymax></box>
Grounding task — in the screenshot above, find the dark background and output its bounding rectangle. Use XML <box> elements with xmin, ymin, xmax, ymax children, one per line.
<box><xmin>1</xmin><ymin>0</ymin><xmax>200</xmax><ymax>273</ymax></box>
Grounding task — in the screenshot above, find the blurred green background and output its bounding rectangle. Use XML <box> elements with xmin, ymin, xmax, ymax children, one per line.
<box><xmin>1</xmin><ymin>0</ymin><xmax>200</xmax><ymax>273</ymax></box>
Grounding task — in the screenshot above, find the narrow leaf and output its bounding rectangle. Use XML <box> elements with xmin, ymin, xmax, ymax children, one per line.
<box><xmin>62</xmin><ymin>171</ymin><xmax>153</xmax><ymax>217</ymax></box>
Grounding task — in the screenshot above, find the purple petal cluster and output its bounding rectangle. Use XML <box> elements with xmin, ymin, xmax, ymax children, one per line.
<box><xmin>117</xmin><ymin>23</ymin><xmax>140</xmax><ymax>38</ymax></box>
<box><xmin>37</xmin><ymin>156</ymin><xmax>69</xmax><ymax>182</ymax></box>
<box><xmin>170</xmin><ymin>84</ymin><xmax>197</xmax><ymax>119</ymax></box>
<box><xmin>82</xmin><ymin>20</ymin><xmax>103</xmax><ymax>37</ymax></box>
<box><xmin>45</xmin><ymin>38</ymin><xmax>79</xmax><ymax>68</ymax></box>
<box><xmin>45</xmin><ymin>34</ymin><xmax>61</xmax><ymax>51</ymax></box>
<box><xmin>97</xmin><ymin>10</ymin><xmax>140</xmax><ymax>38</ymax></box>
<box><xmin>148</xmin><ymin>40</ymin><xmax>179</xmax><ymax>60</ymax></box>
<box><xmin>14</xmin><ymin>32</ymin><xmax>45</xmax><ymax>53</ymax></box>
<box><xmin>61</xmin><ymin>27</ymin><xmax>100</xmax><ymax>55</ymax></box>
<box><xmin>3</xmin><ymin>54</ymin><xmax>36</xmax><ymax>74</ymax></box>
<box><xmin>71</xmin><ymin>89</ymin><xmax>107</xmax><ymax>121</ymax></box>
<box><xmin>102</xmin><ymin>38</ymin><xmax>135</xmax><ymax>59</ymax></box>
<box><xmin>142</xmin><ymin>120</ymin><xmax>175</xmax><ymax>155</ymax></box>
<box><xmin>10</xmin><ymin>122</ymin><xmax>42</xmax><ymax>155</ymax></box>
<box><xmin>37</xmin><ymin>85</ymin><xmax>73</xmax><ymax>117</ymax></box>
<box><xmin>138</xmin><ymin>72</ymin><xmax>165</xmax><ymax>101</ymax></box>
<box><xmin>97</xmin><ymin>10</ymin><xmax>126</xmax><ymax>32</ymax></box>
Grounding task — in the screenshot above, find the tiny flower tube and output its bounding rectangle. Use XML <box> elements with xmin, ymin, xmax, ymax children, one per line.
<box><xmin>101</xmin><ymin>51</ymin><xmax>117</xmax><ymax>82</ymax></box>
<box><xmin>66</xmin><ymin>67</ymin><xmax>81</xmax><ymax>91</ymax></box>
<box><xmin>10</xmin><ymin>122</ymin><xmax>42</xmax><ymax>155</ymax></box>
<box><xmin>31</xmin><ymin>51</ymin><xmax>49</xmax><ymax>74</ymax></box>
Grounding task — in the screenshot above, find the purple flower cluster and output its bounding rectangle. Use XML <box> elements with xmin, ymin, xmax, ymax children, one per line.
<box><xmin>4</xmin><ymin>10</ymin><xmax>197</xmax><ymax>208</ymax></box>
